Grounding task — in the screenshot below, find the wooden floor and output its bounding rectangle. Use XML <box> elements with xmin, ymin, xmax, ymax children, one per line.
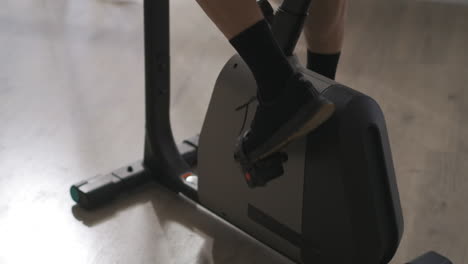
<box><xmin>1</xmin><ymin>0</ymin><xmax>467</xmax><ymax>263</ymax></box>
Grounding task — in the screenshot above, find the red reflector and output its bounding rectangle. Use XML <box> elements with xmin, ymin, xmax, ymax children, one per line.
<box><xmin>245</xmin><ymin>172</ymin><xmax>251</xmax><ymax>182</ymax></box>
<box><xmin>181</xmin><ymin>172</ymin><xmax>192</xmax><ymax>179</ymax></box>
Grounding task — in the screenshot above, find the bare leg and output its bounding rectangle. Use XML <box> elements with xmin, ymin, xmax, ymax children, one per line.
<box><xmin>304</xmin><ymin>0</ymin><xmax>347</xmax><ymax>54</ymax></box>
<box><xmin>303</xmin><ymin>0</ymin><xmax>347</xmax><ymax>80</ymax></box>
<box><xmin>196</xmin><ymin>0</ymin><xmax>264</xmax><ymax>39</ymax></box>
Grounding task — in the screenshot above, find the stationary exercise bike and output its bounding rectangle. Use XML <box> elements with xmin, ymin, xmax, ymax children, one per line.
<box><xmin>69</xmin><ymin>0</ymin><xmax>452</xmax><ymax>263</ymax></box>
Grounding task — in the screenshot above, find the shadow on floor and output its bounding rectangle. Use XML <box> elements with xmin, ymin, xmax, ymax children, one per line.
<box><xmin>71</xmin><ymin>181</ymin><xmax>291</xmax><ymax>264</ymax></box>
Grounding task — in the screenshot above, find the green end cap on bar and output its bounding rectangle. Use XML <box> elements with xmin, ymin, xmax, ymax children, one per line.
<box><xmin>70</xmin><ymin>186</ymin><xmax>80</xmax><ymax>203</ymax></box>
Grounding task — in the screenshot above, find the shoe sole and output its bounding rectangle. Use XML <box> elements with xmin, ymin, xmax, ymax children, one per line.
<box><xmin>249</xmin><ymin>96</ymin><xmax>335</xmax><ymax>163</ymax></box>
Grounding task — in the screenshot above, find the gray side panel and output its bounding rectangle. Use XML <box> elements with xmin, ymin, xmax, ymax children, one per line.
<box><xmin>198</xmin><ymin>55</ymin><xmax>328</xmax><ymax>262</ymax></box>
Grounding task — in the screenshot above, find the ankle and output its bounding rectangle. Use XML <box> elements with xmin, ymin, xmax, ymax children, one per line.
<box><xmin>306</xmin><ymin>51</ymin><xmax>341</xmax><ymax>80</ymax></box>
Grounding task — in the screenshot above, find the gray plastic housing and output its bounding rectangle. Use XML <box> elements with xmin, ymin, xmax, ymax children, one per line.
<box><xmin>198</xmin><ymin>55</ymin><xmax>403</xmax><ymax>264</ymax></box>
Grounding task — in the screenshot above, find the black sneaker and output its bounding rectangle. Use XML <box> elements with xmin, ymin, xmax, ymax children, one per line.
<box><xmin>234</xmin><ymin>73</ymin><xmax>335</xmax><ymax>165</ymax></box>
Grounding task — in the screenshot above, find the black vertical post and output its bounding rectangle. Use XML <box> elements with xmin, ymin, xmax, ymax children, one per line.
<box><xmin>271</xmin><ymin>0</ymin><xmax>313</xmax><ymax>56</ymax></box>
<box><xmin>143</xmin><ymin>0</ymin><xmax>170</xmax><ymax>110</ymax></box>
<box><xmin>142</xmin><ymin>0</ymin><xmax>198</xmax><ymax>201</ymax></box>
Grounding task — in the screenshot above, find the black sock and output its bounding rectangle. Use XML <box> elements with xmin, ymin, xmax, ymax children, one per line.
<box><xmin>229</xmin><ymin>19</ymin><xmax>295</xmax><ymax>103</ymax></box>
<box><xmin>306</xmin><ymin>51</ymin><xmax>341</xmax><ymax>80</ymax></box>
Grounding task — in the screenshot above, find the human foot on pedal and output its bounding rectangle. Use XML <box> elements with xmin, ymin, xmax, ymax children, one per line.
<box><xmin>234</xmin><ymin>73</ymin><xmax>335</xmax><ymax>165</ymax></box>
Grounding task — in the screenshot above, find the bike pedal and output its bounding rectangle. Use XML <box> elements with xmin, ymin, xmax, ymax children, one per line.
<box><xmin>243</xmin><ymin>152</ymin><xmax>288</xmax><ymax>188</ymax></box>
